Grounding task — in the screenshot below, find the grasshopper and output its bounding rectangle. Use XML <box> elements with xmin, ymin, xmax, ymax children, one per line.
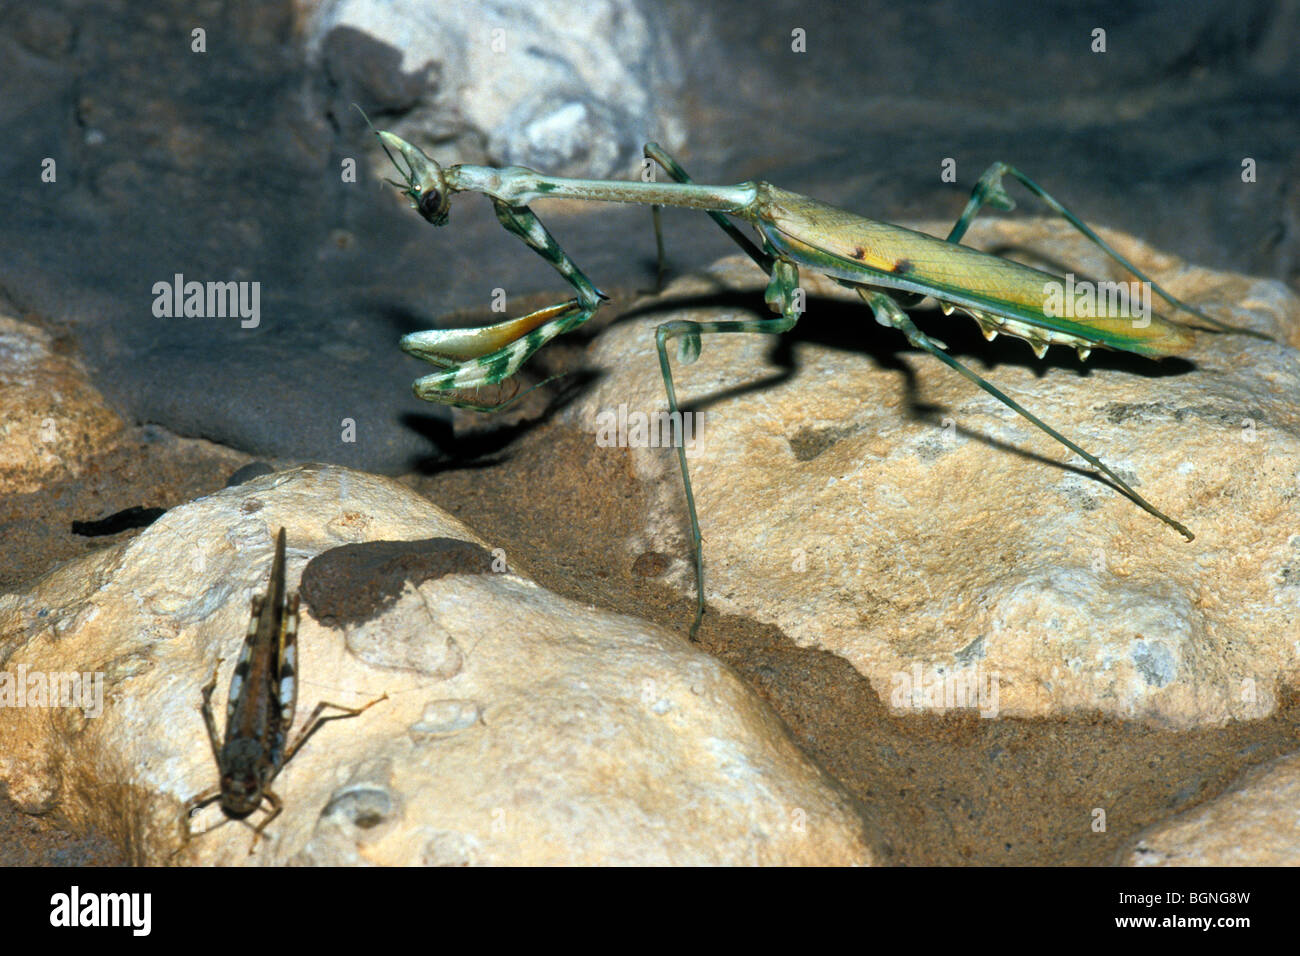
<box><xmin>367</xmin><ymin>118</ymin><xmax>1265</xmax><ymax>639</ymax></box>
<box><xmin>181</xmin><ymin>527</ymin><xmax>386</xmax><ymax>853</ymax></box>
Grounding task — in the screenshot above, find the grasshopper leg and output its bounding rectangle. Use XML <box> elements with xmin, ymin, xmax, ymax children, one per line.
<box><xmin>280</xmin><ymin>693</ymin><xmax>389</xmax><ymax>767</ymax></box>
<box><xmin>246</xmin><ymin>789</ymin><xmax>283</xmax><ymax>855</ymax></box>
<box><xmin>197</xmin><ymin>655</ymin><xmax>227</xmax><ymax>765</ymax></box>
<box><xmin>177</xmin><ymin>785</ymin><xmax>223</xmax><ymax>844</ymax></box>
<box><xmin>405</xmin><ymin>300</ymin><xmax>592</xmax><ymax>410</ymax></box>
<box><xmin>237</xmin><ymin>694</ymin><xmax>385</xmax><ymax>855</ymax></box>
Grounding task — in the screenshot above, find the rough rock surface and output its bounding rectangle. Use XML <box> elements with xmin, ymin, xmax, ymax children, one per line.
<box><xmin>0</xmin><ymin>465</ymin><xmax>872</xmax><ymax>865</ymax></box>
<box><xmin>302</xmin><ymin>0</ymin><xmax>685</xmax><ymax>177</ymax></box>
<box><xmin>0</xmin><ymin>314</ymin><xmax>124</xmax><ymax>495</ymax></box>
<box><xmin>565</xmin><ymin>219</ymin><xmax>1300</xmax><ymax>728</ymax></box>
<box><xmin>1124</xmin><ymin>750</ymin><xmax>1300</xmax><ymax>865</ymax></box>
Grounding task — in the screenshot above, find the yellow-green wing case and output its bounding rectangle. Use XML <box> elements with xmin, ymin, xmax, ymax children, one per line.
<box><xmin>753</xmin><ymin>184</ymin><xmax>1194</xmax><ymax>357</ymax></box>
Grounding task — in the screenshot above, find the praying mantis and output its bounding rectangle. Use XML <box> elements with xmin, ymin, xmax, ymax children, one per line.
<box><xmin>367</xmin><ymin>116</ymin><xmax>1262</xmax><ymax>640</ymax></box>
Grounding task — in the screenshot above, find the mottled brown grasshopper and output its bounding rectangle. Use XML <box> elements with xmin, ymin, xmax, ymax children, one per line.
<box><xmin>180</xmin><ymin>527</ymin><xmax>386</xmax><ymax>853</ymax></box>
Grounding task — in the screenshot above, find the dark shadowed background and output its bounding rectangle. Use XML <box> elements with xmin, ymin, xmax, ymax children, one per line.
<box><xmin>1</xmin><ymin>0</ymin><xmax>1295</xmax><ymax>471</ymax></box>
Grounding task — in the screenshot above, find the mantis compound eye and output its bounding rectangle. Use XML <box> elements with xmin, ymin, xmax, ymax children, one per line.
<box><xmin>418</xmin><ymin>187</ymin><xmax>448</xmax><ymax>225</ymax></box>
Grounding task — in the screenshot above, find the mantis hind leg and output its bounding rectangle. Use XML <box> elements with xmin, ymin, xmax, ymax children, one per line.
<box><xmin>949</xmin><ymin>162</ymin><xmax>1260</xmax><ymax>337</ymax></box>
<box><xmin>857</xmin><ymin>287</ymin><xmax>1193</xmax><ymax>541</ymax></box>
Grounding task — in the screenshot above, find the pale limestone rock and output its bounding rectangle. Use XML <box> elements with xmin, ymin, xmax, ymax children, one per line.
<box><xmin>0</xmin><ymin>314</ymin><xmax>124</xmax><ymax>494</ymax></box>
<box><xmin>301</xmin><ymin>0</ymin><xmax>685</xmax><ymax>177</ymax></box>
<box><xmin>0</xmin><ymin>465</ymin><xmax>871</xmax><ymax>865</ymax></box>
<box><xmin>565</xmin><ymin>218</ymin><xmax>1300</xmax><ymax>728</ymax></box>
<box><xmin>1125</xmin><ymin>751</ymin><xmax>1300</xmax><ymax>865</ymax></box>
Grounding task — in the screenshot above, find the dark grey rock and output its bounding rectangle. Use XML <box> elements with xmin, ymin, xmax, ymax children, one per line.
<box><xmin>224</xmin><ymin>461</ymin><xmax>276</xmax><ymax>487</ymax></box>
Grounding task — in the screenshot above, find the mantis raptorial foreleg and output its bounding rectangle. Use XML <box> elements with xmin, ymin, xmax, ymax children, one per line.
<box><xmin>399</xmin><ymin>199</ymin><xmax>608</xmax><ymax>410</ymax></box>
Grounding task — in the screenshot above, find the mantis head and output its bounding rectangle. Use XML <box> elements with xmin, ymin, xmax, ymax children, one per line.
<box><xmin>375</xmin><ymin>130</ymin><xmax>453</xmax><ymax>226</ymax></box>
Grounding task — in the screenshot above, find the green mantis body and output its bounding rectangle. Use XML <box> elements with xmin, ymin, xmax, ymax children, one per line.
<box><xmin>371</xmin><ymin>120</ymin><xmax>1258</xmax><ymax>639</ymax></box>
